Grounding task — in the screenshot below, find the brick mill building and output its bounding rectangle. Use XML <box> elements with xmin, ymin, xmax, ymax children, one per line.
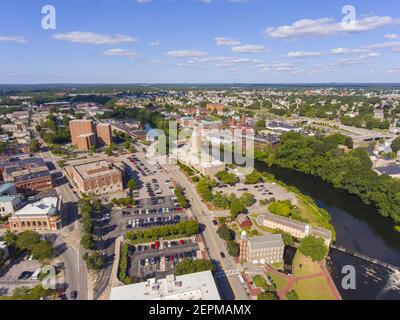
<box><xmin>1</xmin><ymin>158</ymin><xmax>53</xmax><ymax>195</ymax></box>
<box><xmin>239</xmin><ymin>231</ymin><xmax>285</xmax><ymax>265</ymax></box>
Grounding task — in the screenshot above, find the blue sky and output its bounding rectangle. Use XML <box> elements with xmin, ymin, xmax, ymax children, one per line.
<box><xmin>1</xmin><ymin>0</ymin><xmax>400</xmax><ymax>83</ymax></box>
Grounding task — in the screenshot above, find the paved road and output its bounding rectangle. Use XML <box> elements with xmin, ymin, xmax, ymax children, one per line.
<box><xmin>36</xmin><ymin>134</ymin><xmax>89</xmax><ymax>300</ymax></box>
<box><xmin>54</xmin><ymin>235</ymin><xmax>88</xmax><ymax>300</ymax></box>
<box><xmin>163</xmin><ymin>163</ymin><xmax>250</xmax><ymax>300</ymax></box>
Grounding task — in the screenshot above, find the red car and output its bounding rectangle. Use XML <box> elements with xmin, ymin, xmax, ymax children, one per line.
<box><xmin>126</xmin><ymin>205</ymin><xmax>133</xmax><ymax>209</ymax></box>
<box><xmin>179</xmin><ymin>239</ymin><xmax>185</xmax><ymax>245</ymax></box>
<box><xmin>169</xmin><ymin>255</ymin><xmax>174</xmax><ymax>262</ymax></box>
<box><xmin>154</xmin><ymin>240</ymin><xmax>160</xmax><ymax>249</ymax></box>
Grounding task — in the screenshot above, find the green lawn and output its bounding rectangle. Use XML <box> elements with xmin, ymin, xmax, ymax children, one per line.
<box><xmin>266</xmin><ymin>272</ymin><xmax>288</xmax><ymax>291</ymax></box>
<box><xmin>293</xmin><ymin>251</ymin><xmax>322</xmax><ymax>277</ymax></box>
<box><xmin>292</xmin><ymin>276</ymin><xmax>335</xmax><ymax>300</ymax></box>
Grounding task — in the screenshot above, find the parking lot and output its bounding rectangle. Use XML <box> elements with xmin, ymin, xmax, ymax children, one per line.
<box><xmin>0</xmin><ymin>259</ymin><xmax>41</xmax><ymax>296</ymax></box>
<box><xmin>124</xmin><ymin>154</ymin><xmax>176</xmax><ymax>201</ymax></box>
<box><xmin>213</xmin><ymin>181</ymin><xmax>298</xmax><ymax>212</ymax></box>
<box><xmin>128</xmin><ymin>238</ymin><xmax>200</xmax><ymax>281</ymax></box>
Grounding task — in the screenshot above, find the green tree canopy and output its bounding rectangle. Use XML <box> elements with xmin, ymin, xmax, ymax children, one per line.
<box><xmin>175</xmin><ymin>259</ymin><xmax>214</xmax><ymax>276</ymax></box>
<box><xmin>298</xmin><ymin>236</ymin><xmax>328</xmax><ymax>262</ymax></box>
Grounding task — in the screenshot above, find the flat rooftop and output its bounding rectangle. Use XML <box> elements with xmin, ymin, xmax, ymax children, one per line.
<box><xmin>110</xmin><ymin>270</ymin><xmax>220</xmax><ymax>300</ymax></box>
<box><xmin>14</xmin><ymin>197</ymin><xmax>59</xmax><ymax>217</ymax></box>
<box><xmin>72</xmin><ymin>160</ymin><xmax>120</xmax><ymax>179</ymax></box>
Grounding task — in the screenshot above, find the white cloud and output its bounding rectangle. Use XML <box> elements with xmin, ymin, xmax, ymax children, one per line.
<box><xmin>365</xmin><ymin>41</ymin><xmax>400</xmax><ymax>50</ymax></box>
<box><xmin>149</xmin><ymin>41</ymin><xmax>160</xmax><ymax>47</ymax></box>
<box><xmin>137</xmin><ymin>0</ymin><xmax>151</xmax><ymax>3</ymax></box>
<box><xmin>102</xmin><ymin>48</ymin><xmax>139</xmax><ymax>59</ymax></box>
<box><xmin>214</xmin><ymin>37</ymin><xmax>241</xmax><ymax>46</ymax></box>
<box><xmin>384</xmin><ymin>34</ymin><xmax>400</xmax><ymax>40</ymax></box>
<box><xmin>53</xmin><ymin>32</ymin><xmax>137</xmax><ymax>45</ymax></box>
<box><xmin>231</xmin><ymin>44</ymin><xmax>267</xmax><ymax>53</ymax></box>
<box><xmin>387</xmin><ymin>67</ymin><xmax>400</xmax><ymax>73</ymax></box>
<box><xmin>0</xmin><ymin>35</ymin><xmax>27</xmax><ymax>43</ymax></box>
<box><xmin>264</xmin><ymin>16</ymin><xmax>400</xmax><ymax>39</ymax></box>
<box><xmin>330</xmin><ymin>47</ymin><xmax>371</xmax><ymax>55</ymax></box>
<box><xmin>286</xmin><ymin>51</ymin><xmax>325</xmax><ymax>58</ymax></box>
<box><xmin>165</xmin><ymin>49</ymin><xmax>208</xmax><ymax>58</ymax></box>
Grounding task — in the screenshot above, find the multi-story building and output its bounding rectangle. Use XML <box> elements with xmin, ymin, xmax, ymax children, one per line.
<box><xmin>0</xmin><ymin>183</ymin><xmax>23</xmax><ymax>217</ymax></box>
<box><xmin>96</xmin><ymin>123</ymin><xmax>112</xmax><ymax>146</ymax></box>
<box><xmin>8</xmin><ymin>196</ymin><xmax>62</xmax><ymax>231</ymax></box>
<box><xmin>240</xmin><ymin>231</ymin><xmax>285</xmax><ymax>265</ymax></box>
<box><xmin>67</xmin><ymin>160</ymin><xmax>123</xmax><ymax>195</ymax></box>
<box><xmin>110</xmin><ymin>271</ymin><xmax>220</xmax><ymax>300</ymax></box>
<box><xmin>207</xmin><ymin>103</ymin><xmax>225</xmax><ymax>113</ymax></box>
<box><xmin>70</xmin><ymin>120</ymin><xmax>112</xmax><ymax>150</ymax></box>
<box><xmin>1</xmin><ymin>158</ymin><xmax>52</xmax><ymax>195</ymax></box>
<box><xmin>262</xmin><ymin>211</ymin><xmax>332</xmax><ymax>246</ymax></box>
<box><xmin>70</xmin><ymin>119</ymin><xmax>96</xmax><ymax>151</ymax></box>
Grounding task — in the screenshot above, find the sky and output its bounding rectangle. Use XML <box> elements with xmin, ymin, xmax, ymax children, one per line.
<box><xmin>0</xmin><ymin>0</ymin><xmax>400</xmax><ymax>84</ymax></box>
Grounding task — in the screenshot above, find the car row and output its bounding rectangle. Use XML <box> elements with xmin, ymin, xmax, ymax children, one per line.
<box><xmin>125</xmin><ymin>215</ymin><xmax>181</xmax><ymax>229</ymax></box>
<box><xmin>139</xmin><ymin>250</ymin><xmax>198</xmax><ymax>267</ymax></box>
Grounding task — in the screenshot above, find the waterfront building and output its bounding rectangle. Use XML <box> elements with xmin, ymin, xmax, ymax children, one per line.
<box><xmin>239</xmin><ymin>231</ymin><xmax>285</xmax><ymax>265</ymax></box>
<box><xmin>262</xmin><ymin>211</ymin><xmax>332</xmax><ymax>246</ymax></box>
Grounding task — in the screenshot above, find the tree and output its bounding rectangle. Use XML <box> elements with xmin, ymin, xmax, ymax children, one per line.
<box><xmin>245</xmin><ymin>170</ymin><xmax>263</xmax><ymax>184</ymax></box>
<box><xmin>29</xmin><ymin>139</ymin><xmax>40</xmax><ymax>153</ymax></box>
<box><xmin>217</xmin><ymin>225</ymin><xmax>235</xmax><ymax>241</ymax></box>
<box><xmin>216</xmin><ymin>170</ymin><xmax>239</xmax><ymax>185</ymax></box>
<box><xmin>258</xmin><ymin>291</ymin><xmax>278</xmax><ymax>300</ymax></box>
<box><xmin>83</xmin><ymin>252</ymin><xmax>104</xmax><ymax>271</ymax></box>
<box><xmin>175</xmin><ymin>259</ymin><xmax>214</xmax><ymax>276</ymax></box>
<box><xmin>31</xmin><ymin>240</ymin><xmax>54</xmax><ymax>261</ymax></box>
<box><xmin>174</xmin><ymin>186</ymin><xmax>189</xmax><ymax>209</ymax></box>
<box><xmin>104</xmin><ymin>146</ymin><xmax>113</xmax><ymax>156</ymax></box>
<box><xmin>3</xmin><ymin>230</ymin><xmax>17</xmax><ymax>246</ymax></box>
<box><xmin>268</xmin><ymin>201</ymin><xmax>293</xmax><ymax>217</ymax></box>
<box><xmin>286</xmin><ymin>290</ymin><xmax>299</xmax><ymax>300</ymax></box>
<box><xmin>298</xmin><ymin>236</ymin><xmax>328</xmax><ymax>262</ymax></box>
<box><xmin>16</xmin><ymin>231</ymin><xmax>40</xmax><ymax>251</ymax></box>
<box><xmin>80</xmin><ymin>233</ymin><xmax>95</xmax><ymax>250</ymax></box>
<box><xmin>127</xmin><ymin>179</ymin><xmax>138</xmax><ymax>191</ymax></box>
<box><xmin>184</xmin><ymin>220</ymin><xmax>199</xmax><ymax>235</ymax></box>
<box><xmin>227</xmin><ymin>241</ymin><xmax>240</xmax><ymax>257</ymax></box>
<box><xmin>230</xmin><ymin>197</ymin><xmax>245</xmax><ymax>218</ymax></box>
<box><xmin>240</xmin><ymin>193</ymin><xmax>255</xmax><ymax>207</ymax></box>
<box><xmin>391</xmin><ymin>136</ymin><xmax>400</xmax><ymax>153</ymax></box>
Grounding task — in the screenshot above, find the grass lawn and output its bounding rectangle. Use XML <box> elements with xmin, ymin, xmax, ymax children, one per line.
<box><xmin>293</xmin><ymin>251</ymin><xmax>322</xmax><ymax>277</ymax></box>
<box><xmin>292</xmin><ymin>276</ymin><xmax>335</xmax><ymax>300</ymax></box>
<box><xmin>266</xmin><ymin>272</ymin><xmax>288</xmax><ymax>291</ymax></box>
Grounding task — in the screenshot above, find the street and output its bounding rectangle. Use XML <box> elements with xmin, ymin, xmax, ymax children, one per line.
<box><xmin>163</xmin><ymin>162</ymin><xmax>250</xmax><ymax>300</ymax></box>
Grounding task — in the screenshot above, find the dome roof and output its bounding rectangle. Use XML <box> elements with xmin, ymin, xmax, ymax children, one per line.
<box><xmin>48</xmin><ymin>204</ymin><xmax>58</xmax><ymax>216</ymax></box>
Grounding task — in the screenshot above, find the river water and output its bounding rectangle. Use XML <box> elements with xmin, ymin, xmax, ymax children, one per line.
<box><xmin>254</xmin><ymin>162</ymin><xmax>400</xmax><ymax>300</ymax></box>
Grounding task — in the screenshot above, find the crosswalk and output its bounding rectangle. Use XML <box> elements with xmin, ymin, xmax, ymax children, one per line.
<box><xmin>214</xmin><ymin>269</ymin><xmax>241</xmax><ymax>278</ymax></box>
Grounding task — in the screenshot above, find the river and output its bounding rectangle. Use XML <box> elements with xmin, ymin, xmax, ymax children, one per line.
<box><xmin>254</xmin><ymin>161</ymin><xmax>400</xmax><ymax>300</ymax></box>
